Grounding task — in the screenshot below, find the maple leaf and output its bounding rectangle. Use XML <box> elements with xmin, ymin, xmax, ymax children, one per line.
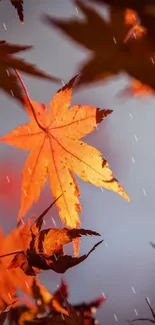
<box><xmin>90</xmin><ymin>0</ymin><xmax>155</xmax><ymax>47</ymax></box>
<box><xmin>0</xmin><ymin>40</ymin><xmax>60</xmax><ymax>103</ymax></box>
<box><xmin>0</xmin><ymin>76</ymin><xmax>129</xmax><ymax>237</ymax></box>
<box><xmin>8</xmin><ymin>278</ymin><xmax>105</xmax><ymax>325</ymax></box>
<box><xmin>8</xmin><ymin>238</ymin><xmax>103</xmax><ymax>275</ymax></box>
<box><xmin>0</xmin><ymin>226</ymin><xmax>67</xmax><ymax>316</ymax></box>
<box><xmin>4</xmin><ymin>198</ymin><xmax>103</xmax><ymax>274</ymax></box>
<box><xmin>11</xmin><ymin>0</ymin><xmax>24</xmax><ymax>23</ymax></box>
<box><xmin>129</xmin><ymin>297</ymin><xmax>155</xmax><ymax>325</ymax></box>
<box><xmin>20</xmin><ymin>279</ymin><xmax>106</xmax><ymax>325</ymax></box>
<box><xmin>0</xmin><ymin>0</ymin><xmax>24</xmax><ymax>23</ymax></box>
<box><xmin>52</xmin><ymin>279</ymin><xmax>68</xmax><ymax>306</ymax></box>
<box><xmin>119</xmin><ymin>79</ymin><xmax>154</xmax><ymax>97</ymax></box>
<box><xmin>43</xmin><ymin>1</ymin><xmax>155</xmax><ymax>90</ymax></box>
<box><xmin>0</xmin><ymin>301</ymin><xmax>18</xmax><ymax>325</ymax></box>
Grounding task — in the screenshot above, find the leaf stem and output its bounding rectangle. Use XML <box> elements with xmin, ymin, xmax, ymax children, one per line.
<box><xmin>14</xmin><ymin>69</ymin><xmax>46</xmax><ymax>132</ymax></box>
<box><xmin>0</xmin><ymin>251</ymin><xmax>23</xmax><ymax>258</ymax></box>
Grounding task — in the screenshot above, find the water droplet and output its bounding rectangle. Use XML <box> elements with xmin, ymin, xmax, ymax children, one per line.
<box><xmin>114</xmin><ymin>314</ymin><xmax>118</xmax><ymax>321</ymax></box>
<box><xmin>142</xmin><ymin>188</ymin><xmax>147</xmax><ymax>196</ymax></box>
<box><xmin>23</xmin><ymin>189</ymin><xmax>27</xmax><ymax>197</ymax></box>
<box><xmin>134</xmin><ymin>309</ymin><xmax>138</xmax><ymax>316</ymax></box>
<box><xmin>6</xmin><ymin>69</ymin><xmax>10</xmax><ymax>76</ymax></box>
<box><xmin>3</xmin><ymin>23</ymin><xmax>7</xmax><ymax>30</ymax></box>
<box><xmin>91</xmin><ymin>307</ymin><xmax>97</xmax><ymax>314</ymax></box>
<box><xmin>113</xmin><ymin>36</ymin><xmax>117</xmax><ymax>44</ymax></box>
<box><xmin>61</xmin><ymin>80</ymin><xmax>65</xmax><ymax>86</ymax></box>
<box><xmin>134</xmin><ymin>134</ymin><xmax>139</xmax><ymax>142</ymax></box>
<box><xmin>132</xmin><ymin>157</ymin><xmax>135</xmax><ymax>164</ymax></box>
<box><xmin>132</xmin><ymin>286</ymin><xmax>136</xmax><ymax>294</ymax></box>
<box><xmin>6</xmin><ymin>175</ymin><xmax>10</xmax><ymax>183</ymax></box>
<box><xmin>25</xmin><ymin>281</ymin><xmax>29</xmax><ymax>288</ymax></box>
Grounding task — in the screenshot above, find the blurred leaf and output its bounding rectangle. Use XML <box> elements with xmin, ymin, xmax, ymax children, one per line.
<box><xmin>0</xmin><ymin>40</ymin><xmax>60</xmax><ymax>104</ymax></box>
<box><xmin>43</xmin><ymin>0</ymin><xmax>155</xmax><ymax>90</ymax></box>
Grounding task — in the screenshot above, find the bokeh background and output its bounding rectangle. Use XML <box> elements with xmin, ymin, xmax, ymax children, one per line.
<box><xmin>1</xmin><ymin>1</ymin><xmax>155</xmax><ymax>324</ymax></box>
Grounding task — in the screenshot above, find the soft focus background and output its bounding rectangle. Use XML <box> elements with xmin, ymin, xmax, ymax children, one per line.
<box><xmin>1</xmin><ymin>1</ymin><xmax>155</xmax><ymax>324</ymax></box>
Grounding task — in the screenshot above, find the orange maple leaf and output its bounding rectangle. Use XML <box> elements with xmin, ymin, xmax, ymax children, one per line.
<box><xmin>125</xmin><ymin>9</ymin><xmax>138</xmax><ymax>26</ymax></box>
<box><xmin>0</xmin><ymin>226</ymin><xmax>67</xmax><ymax>314</ymax></box>
<box><xmin>0</xmin><ymin>76</ymin><xmax>129</xmax><ymax>230</ymax></box>
<box><xmin>120</xmin><ymin>79</ymin><xmax>154</xmax><ymax>97</ymax></box>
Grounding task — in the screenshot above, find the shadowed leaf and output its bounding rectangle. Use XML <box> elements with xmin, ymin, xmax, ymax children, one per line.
<box><xmin>0</xmin><ymin>41</ymin><xmax>60</xmax><ymax>104</ymax></box>
<box><xmin>43</xmin><ymin>0</ymin><xmax>155</xmax><ymax>90</ymax></box>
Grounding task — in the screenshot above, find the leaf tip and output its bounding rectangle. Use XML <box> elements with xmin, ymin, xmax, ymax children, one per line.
<box><xmin>96</xmin><ymin>108</ymin><xmax>113</xmax><ymax>124</ymax></box>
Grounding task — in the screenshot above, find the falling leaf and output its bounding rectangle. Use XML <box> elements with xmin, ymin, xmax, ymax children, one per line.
<box><xmin>43</xmin><ymin>1</ymin><xmax>155</xmax><ymax>90</ymax></box>
<box><xmin>15</xmin><ymin>278</ymin><xmax>105</xmax><ymax>325</ymax></box>
<box><xmin>0</xmin><ymin>75</ymin><xmax>129</xmax><ymax>239</ymax></box>
<box><xmin>8</xmin><ymin>238</ymin><xmax>103</xmax><ymax>275</ymax></box>
<box><xmin>7</xmin><ymin>200</ymin><xmax>103</xmax><ymax>274</ymax></box>
<box><xmin>119</xmin><ymin>79</ymin><xmax>154</xmax><ymax>97</ymax></box>
<box><xmin>0</xmin><ymin>40</ymin><xmax>60</xmax><ymax>103</ymax></box>
<box><xmin>2</xmin><ymin>198</ymin><xmax>102</xmax><ymax>274</ymax></box>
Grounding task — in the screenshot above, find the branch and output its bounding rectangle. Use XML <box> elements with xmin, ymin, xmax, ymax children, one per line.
<box><xmin>145</xmin><ymin>298</ymin><xmax>155</xmax><ymax>320</ymax></box>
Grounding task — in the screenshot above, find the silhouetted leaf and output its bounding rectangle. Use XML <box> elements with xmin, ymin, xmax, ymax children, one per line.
<box><xmin>43</xmin><ymin>0</ymin><xmax>155</xmax><ymax>90</ymax></box>
<box><xmin>0</xmin><ymin>41</ymin><xmax>60</xmax><ymax>103</ymax></box>
<box><xmin>0</xmin><ymin>0</ymin><xmax>24</xmax><ymax>23</ymax></box>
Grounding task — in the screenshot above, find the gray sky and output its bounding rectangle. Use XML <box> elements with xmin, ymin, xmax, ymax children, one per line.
<box><xmin>0</xmin><ymin>1</ymin><xmax>155</xmax><ymax>324</ymax></box>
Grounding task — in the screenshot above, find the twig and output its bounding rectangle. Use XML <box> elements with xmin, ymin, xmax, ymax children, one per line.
<box><xmin>14</xmin><ymin>69</ymin><xmax>46</xmax><ymax>132</ymax></box>
<box><xmin>145</xmin><ymin>298</ymin><xmax>155</xmax><ymax>320</ymax></box>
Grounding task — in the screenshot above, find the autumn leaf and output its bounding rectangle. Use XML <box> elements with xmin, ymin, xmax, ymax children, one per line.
<box><xmin>8</xmin><ymin>241</ymin><xmax>104</xmax><ymax>274</ymax></box>
<box><xmin>8</xmin><ymin>211</ymin><xmax>103</xmax><ymax>274</ymax></box>
<box><xmin>41</xmin><ymin>239</ymin><xmax>103</xmax><ymax>274</ymax></box>
<box><xmin>124</xmin><ymin>9</ymin><xmax>138</xmax><ymax>26</ymax></box>
<box><xmin>0</xmin><ymin>226</ymin><xmax>67</xmax><ymax>315</ymax></box>
<box><xmin>90</xmin><ymin>0</ymin><xmax>155</xmax><ymax>47</ymax></box>
<box><xmin>0</xmin><ymin>40</ymin><xmax>60</xmax><ymax>103</ymax></box>
<box><xmin>0</xmin><ymin>0</ymin><xmax>24</xmax><ymax>23</ymax></box>
<box><xmin>2</xmin><ymin>197</ymin><xmax>102</xmax><ymax>275</ymax></box>
<box><xmin>150</xmin><ymin>241</ymin><xmax>155</xmax><ymax>249</ymax></box>
<box><xmin>0</xmin><ymin>75</ymin><xmax>129</xmax><ymax>238</ymax></box>
<box><xmin>129</xmin><ymin>297</ymin><xmax>155</xmax><ymax>325</ymax></box>
<box><xmin>11</xmin><ymin>0</ymin><xmax>24</xmax><ymax>23</ymax></box>
<box><xmin>119</xmin><ymin>79</ymin><xmax>154</xmax><ymax>97</ymax></box>
<box><xmin>43</xmin><ymin>1</ymin><xmax>155</xmax><ymax>90</ymax></box>
<box><xmin>8</xmin><ymin>278</ymin><xmax>105</xmax><ymax>325</ymax></box>
<box><xmin>60</xmin><ymin>295</ymin><xmax>83</xmax><ymax>325</ymax></box>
